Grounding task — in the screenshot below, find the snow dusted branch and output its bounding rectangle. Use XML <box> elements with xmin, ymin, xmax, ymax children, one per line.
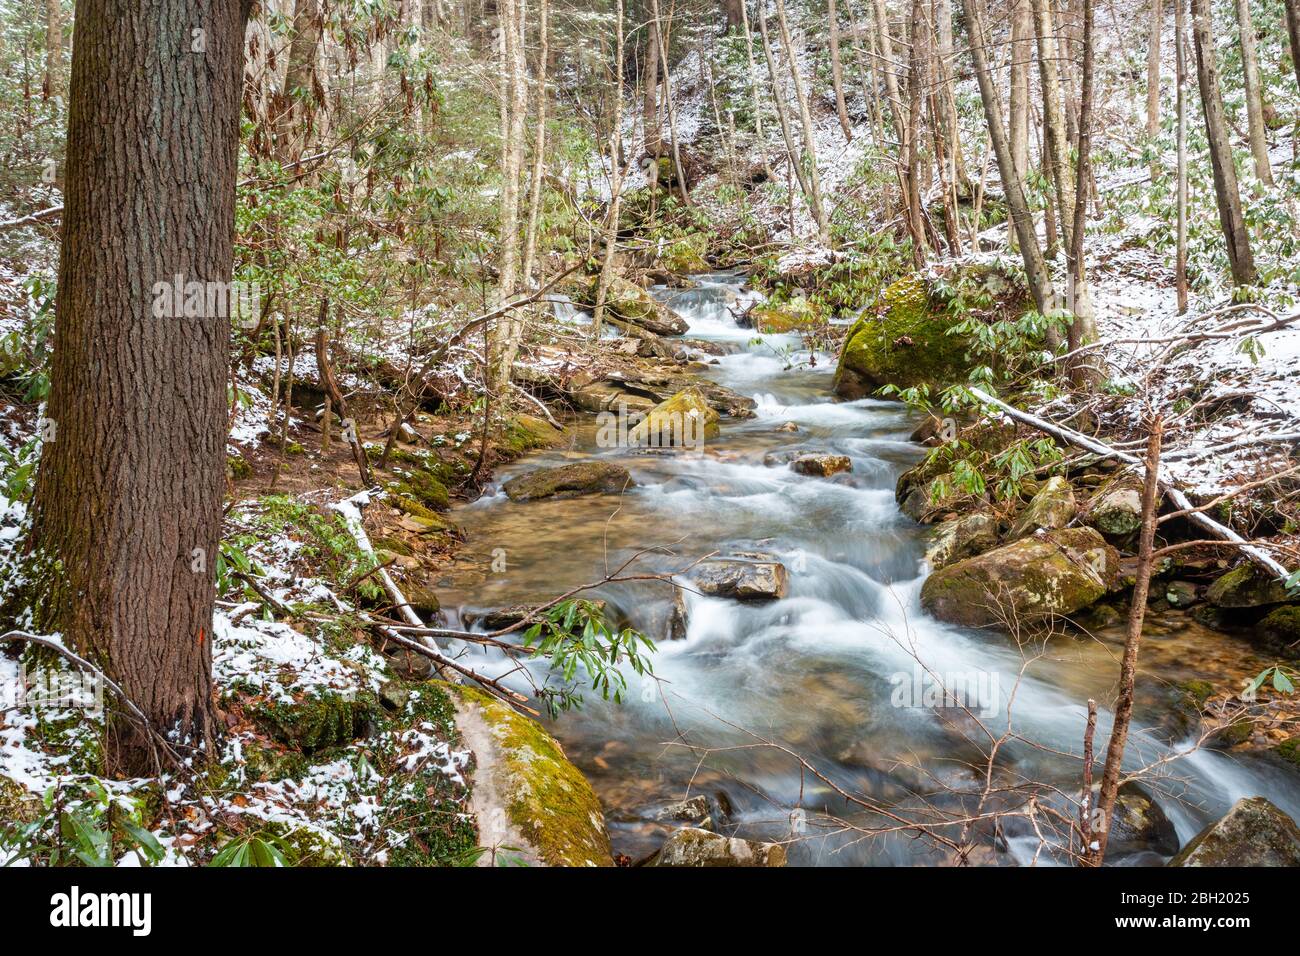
<box><xmin>966</xmin><ymin>386</ymin><xmax>1293</xmax><ymax>581</ymax></box>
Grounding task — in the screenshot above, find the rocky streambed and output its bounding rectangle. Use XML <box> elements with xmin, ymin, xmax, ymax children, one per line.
<box><xmin>440</xmin><ymin>271</ymin><xmax>1300</xmax><ymax>866</ymax></box>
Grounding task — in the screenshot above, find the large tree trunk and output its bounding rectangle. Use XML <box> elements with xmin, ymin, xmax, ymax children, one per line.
<box><xmin>43</xmin><ymin>0</ymin><xmax>62</xmax><ymax>101</ymax></box>
<box><xmin>961</xmin><ymin>0</ymin><xmax>1057</xmax><ymax>312</ymax></box>
<box><xmin>1234</xmin><ymin>0</ymin><xmax>1273</xmax><ymax>184</ymax></box>
<box><xmin>32</xmin><ymin>0</ymin><xmax>250</xmax><ymax>777</ymax></box>
<box><xmin>490</xmin><ymin>0</ymin><xmax>530</xmax><ymax>385</ymax></box>
<box><xmin>643</xmin><ymin>5</ymin><xmax>661</xmax><ymax>156</ymax></box>
<box><xmin>932</xmin><ymin>0</ymin><xmax>968</xmax><ymax>190</ymax></box>
<box><xmin>278</xmin><ymin>0</ymin><xmax>324</xmax><ymax>163</ymax></box>
<box><xmin>1175</xmin><ymin>0</ymin><xmax>1189</xmax><ymax>312</ymax></box>
<box><xmin>905</xmin><ymin>0</ymin><xmax>929</xmax><ymax>264</ymax></box>
<box><xmin>1033</xmin><ymin>0</ymin><xmax>1075</xmax><ymax>253</ymax></box>
<box><xmin>1007</xmin><ymin>0</ymin><xmax>1032</xmax><ymax>248</ymax></box>
<box><xmin>1146</xmin><ymin>0</ymin><xmax>1162</xmax><ymax>145</ymax></box>
<box><xmin>828</xmin><ymin>0</ymin><xmax>854</xmax><ymax>141</ymax></box>
<box><xmin>1191</xmin><ymin>0</ymin><xmax>1257</xmax><ymax>285</ymax></box>
<box><xmin>1284</xmin><ymin>0</ymin><xmax>1300</xmax><ymax>94</ymax></box>
<box><xmin>521</xmin><ymin>0</ymin><xmax>549</xmax><ymax>285</ymax></box>
<box><xmin>773</xmin><ymin>0</ymin><xmax>831</xmax><ymax>243</ymax></box>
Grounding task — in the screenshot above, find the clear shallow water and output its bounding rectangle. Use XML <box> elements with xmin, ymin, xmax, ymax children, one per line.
<box><xmin>441</xmin><ymin>272</ymin><xmax>1300</xmax><ymax>865</ymax></box>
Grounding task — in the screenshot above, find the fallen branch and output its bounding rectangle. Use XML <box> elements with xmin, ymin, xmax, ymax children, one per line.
<box><xmin>966</xmin><ymin>386</ymin><xmax>1291</xmax><ymax>580</ymax></box>
<box><xmin>0</xmin><ymin>204</ymin><xmax>62</xmax><ymax>231</ymax></box>
<box><xmin>315</xmin><ymin>303</ymin><xmax>374</xmax><ymax>488</ymax></box>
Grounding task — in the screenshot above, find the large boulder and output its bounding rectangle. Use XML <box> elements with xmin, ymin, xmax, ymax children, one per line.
<box><xmin>450</xmin><ymin>684</ymin><xmax>614</xmax><ymax>867</ymax></box>
<box><xmin>1205</xmin><ymin>564</ymin><xmax>1292</xmax><ymax>609</ymax></box>
<box><xmin>1007</xmin><ymin>476</ymin><xmax>1076</xmax><ymax>540</ymax></box>
<box><xmin>626</xmin><ymin>387</ymin><xmax>720</xmax><ymax>448</ymax></box>
<box><xmin>693</xmin><ymin>558</ymin><xmax>789</xmax><ymax>601</ymax></box>
<box><xmin>646</xmin><ymin>827</ymin><xmax>787</xmax><ymax>867</ymax></box>
<box><xmin>599</xmin><ymin>275</ymin><xmax>689</xmax><ymax>335</ymax></box>
<box><xmin>926</xmin><ymin>513</ymin><xmax>1000</xmax><ymax>570</ymax></box>
<box><xmin>920</xmin><ymin>527</ymin><xmax>1120</xmax><ymax>628</ymax></box>
<box><xmin>502</xmin><ymin>462</ymin><xmax>634</xmax><ymax>501</ymax></box>
<box><xmin>1168</xmin><ymin>797</ymin><xmax>1300</xmax><ymax>867</ymax></box>
<box><xmin>833</xmin><ymin>274</ymin><xmax>971</xmax><ymax>399</ymax></box>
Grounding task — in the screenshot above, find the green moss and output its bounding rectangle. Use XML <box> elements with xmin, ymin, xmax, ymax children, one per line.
<box><xmin>227</xmin><ymin>454</ymin><xmax>253</xmax><ymax>480</ymax></box>
<box><xmin>661</xmin><ymin>232</ymin><xmax>710</xmax><ymax>274</ymax></box>
<box><xmin>251</xmin><ymin>690</ymin><xmax>380</xmax><ymax>754</ymax></box>
<box><xmin>240</xmin><ymin>741</ymin><xmax>310</xmax><ymax>783</ymax></box>
<box><xmin>371</xmin><ymin>535</ymin><xmax>413</xmax><ymax>557</ymax></box>
<box><xmin>833</xmin><ymin>273</ymin><xmax>972</xmax><ymax>397</ymax></box>
<box><xmin>285</xmin><ymin>441</ymin><xmax>306</xmax><ymax>456</ymax></box>
<box><xmin>501</xmin><ymin>415</ymin><xmax>562</xmax><ymax>455</ymax></box>
<box><xmin>449</xmin><ymin>684</ymin><xmax>613</xmax><ymax>867</ymax></box>
<box><xmin>1275</xmin><ymin>737</ymin><xmax>1300</xmax><ymax>768</ymax></box>
<box><xmin>1178</xmin><ymin>679</ymin><xmax>1215</xmax><ymax>707</ymax></box>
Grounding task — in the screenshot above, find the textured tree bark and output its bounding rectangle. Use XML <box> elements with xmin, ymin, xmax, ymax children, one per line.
<box><xmin>490</xmin><ymin>0</ymin><xmax>530</xmax><ymax>385</ymax></box>
<box><xmin>773</xmin><ymin>0</ymin><xmax>830</xmax><ymax>243</ymax></box>
<box><xmin>1033</xmin><ymin>0</ymin><xmax>1074</xmax><ymax>253</ymax></box>
<box><xmin>1284</xmin><ymin>0</ymin><xmax>1300</xmax><ymax>94</ymax></box>
<box><xmin>521</xmin><ymin>0</ymin><xmax>550</xmax><ymax>285</ymax></box>
<box><xmin>32</xmin><ymin>0</ymin><xmax>251</xmax><ymax>777</ymax></box>
<box><xmin>961</xmin><ymin>0</ymin><xmax>1057</xmax><ymax>313</ymax></box>
<box><xmin>1191</xmin><ymin>0</ymin><xmax>1257</xmax><ymax>285</ymax></box>
<box><xmin>1175</xmin><ymin>0</ymin><xmax>1189</xmax><ymax>312</ymax></box>
<box><xmin>1007</xmin><ymin>0</ymin><xmax>1032</xmax><ymax>248</ymax></box>
<box><xmin>643</xmin><ymin>6</ymin><xmax>661</xmax><ymax>157</ymax></box>
<box><xmin>278</xmin><ymin>0</ymin><xmax>324</xmax><ymax>163</ymax></box>
<box><xmin>43</xmin><ymin>0</ymin><xmax>62</xmax><ymax>100</ymax></box>
<box><xmin>1234</xmin><ymin>0</ymin><xmax>1273</xmax><ymax>184</ymax></box>
<box><xmin>905</xmin><ymin>0</ymin><xmax>929</xmax><ymax>265</ymax></box>
<box><xmin>828</xmin><ymin>0</ymin><xmax>854</xmax><ymax>141</ymax></box>
<box><xmin>932</xmin><ymin>0</ymin><xmax>968</xmax><ymax>190</ymax></box>
<box><xmin>757</xmin><ymin>5</ymin><xmax>819</xmax><ymax>224</ymax></box>
<box><xmin>872</xmin><ymin>0</ymin><xmax>908</xmax><ymax>146</ymax></box>
<box><xmin>1067</xmin><ymin>0</ymin><xmax>1098</xmax><ymax>384</ymax></box>
<box><xmin>1145</xmin><ymin>0</ymin><xmax>1162</xmax><ymax>145</ymax></box>
<box><xmin>1082</xmin><ymin>418</ymin><xmax>1164</xmax><ymax>867</ymax></box>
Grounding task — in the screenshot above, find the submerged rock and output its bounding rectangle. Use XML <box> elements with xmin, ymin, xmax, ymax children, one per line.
<box><xmin>1007</xmin><ymin>476</ymin><xmax>1076</xmax><ymax>540</ymax></box>
<box><xmin>502</xmin><ymin>461</ymin><xmax>634</xmax><ymax>501</ymax></box>
<box><xmin>1106</xmin><ymin>782</ymin><xmax>1179</xmax><ymax>859</ymax></box>
<box><xmin>646</xmin><ymin>827</ymin><xmax>787</xmax><ymax>867</ymax></box>
<box><xmin>1168</xmin><ymin>797</ymin><xmax>1300</xmax><ymax>867</ymax></box>
<box><xmin>926</xmin><ymin>513</ymin><xmax>1000</xmax><ymax>570</ymax></box>
<box><xmin>653</xmin><ymin>793</ymin><xmax>731</xmax><ymax>831</ymax></box>
<box><xmin>920</xmin><ymin>527</ymin><xmax>1120</xmax><ymax>628</ymax></box>
<box><xmin>693</xmin><ymin>558</ymin><xmax>790</xmax><ymax>601</ymax></box>
<box><xmin>667</xmin><ymin>586</ymin><xmax>689</xmax><ymax>640</ymax></box>
<box><xmin>789</xmin><ymin>453</ymin><xmax>852</xmax><ymax>477</ymax></box>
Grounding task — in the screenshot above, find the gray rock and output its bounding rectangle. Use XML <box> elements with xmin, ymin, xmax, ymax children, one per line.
<box><xmin>1205</xmin><ymin>564</ymin><xmax>1291</xmax><ymax>609</ymax></box>
<box><xmin>926</xmin><ymin>513</ymin><xmax>1000</xmax><ymax>570</ymax></box>
<box><xmin>1086</xmin><ymin>482</ymin><xmax>1144</xmax><ymax>539</ymax></box>
<box><xmin>1169</xmin><ymin>797</ymin><xmax>1300</xmax><ymax>866</ymax></box>
<box><xmin>693</xmin><ymin>559</ymin><xmax>790</xmax><ymax>601</ymax></box>
<box><xmin>502</xmin><ymin>462</ymin><xmax>634</xmax><ymax>501</ymax></box>
<box><xmin>667</xmin><ymin>586</ymin><xmax>689</xmax><ymax>640</ymax></box>
<box><xmin>1106</xmin><ymin>782</ymin><xmax>1179</xmax><ymax>858</ymax></box>
<box><xmin>1164</xmin><ymin>580</ymin><xmax>1199</xmax><ymax>608</ymax></box>
<box><xmin>647</xmin><ymin>827</ymin><xmax>787</xmax><ymax>867</ymax></box>
<box><xmin>653</xmin><ymin>794</ymin><xmax>730</xmax><ymax>831</ymax></box>
<box><xmin>1007</xmin><ymin>476</ymin><xmax>1077</xmax><ymax>540</ymax></box>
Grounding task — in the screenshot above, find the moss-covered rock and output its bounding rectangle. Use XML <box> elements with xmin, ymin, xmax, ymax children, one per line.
<box><xmin>1168</xmin><ymin>797</ymin><xmax>1300</xmax><ymax>866</ymax></box>
<box><xmin>251</xmin><ymin>690</ymin><xmax>380</xmax><ymax>754</ymax></box>
<box><xmin>449</xmin><ymin>683</ymin><xmax>613</xmax><ymax>867</ymax></box>
<box><xmin>920</xmin><ymin>527</ymin><xmax>1120</xmax><ymax>628</ymax></box>
<box><xmin>626</xmin><ymin>387</ymin><xmax>720</xmax><ymax>447</ymax></box>
<box><xmin>501</xmin><ymin>415</ymin><xmax>564</xmax><ymax>455</ymax></box>
<box><xmin>660</xmin><ymin>233</ymin><xmax>710</xmax><ymax>274</ymax></box>
<box><xmin>753</xmin><ymin>298</ymin><xmax>820</xmax><ymax>334</ymax></box>
<box><xmin>646</xmin><ymin>826</ymin><xmax>787</xmax><ymax>867</ymax></box>
<box><xmin>502</xmin><ymin>461</ymin><xmax>634</xmax><ymax>501</ymax></box>
<box><xmin>227</xmin><ymin>453</ymin><xmax>253</xmax><ymax>481</ymax></box>
<box><xmin>926</xmin><ymin>513</ymin><xmax>1000</xmax><ymax>570</ymax></box>
<box><xmin>1205</xmin><ymin>564</ymin><xmax>1291</xmax><ymax>609</ymax></box>
<box><xmin>1007</xmin><ymin>476</ymin><xmax>1077</xmax><ymax>540</ymax></box>
<box><xmin>1259</xmin><ymin>606</ymin><xmax>1300</xmax><ymax>660</ymax></box>
<box><xmin>1084</xmin><ymin>475</ymin><xmax>1145</xmax><ymax>540</ymax></box>
<box><xmin>597</xmin><ymin>275</ymin><xmax>689</xmax><ymax>335</ymax></box>
<box><xmin>833</xmin><ymin>273</ymin><xmax>972</xmax><ymax>399</ymax></box>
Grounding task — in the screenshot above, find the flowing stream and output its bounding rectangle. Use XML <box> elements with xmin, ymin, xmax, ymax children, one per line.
<box><xmin>440</xmin><ymin>272</ymin><xmax>1300</xmax><ymax>865</ymax></box>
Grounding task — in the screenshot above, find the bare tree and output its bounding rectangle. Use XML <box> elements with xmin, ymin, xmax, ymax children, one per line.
<box><xmin>1145</xmin><ymin>0</ymin><xmax>1162</xmax><ymax>148</ymax></box>
<box><xmin>1007</xmin><ymin>0</ymin><xmax>1032</xmax><ymax>248</ymax></box>
<box><xmin>1190</xmin><ymin>0</ymin><xmax>1257</xmax><ymax>285</ymax></box>
<box><xmin>521</xmin><ymin>0</ymin><xmax>550</xmax><ymax>285</ymax></box>
<box><xmin>828</xmin><ymin>0</ymin><xmax>854</xmax><ymax>141</ymax></box>
<box><xmin>961</xmin><ymin>0</ymin><xmax>1058</xmax><ymax>312</ymax></box>
<box><xmin>1234</xmin><ymin>0</ymin><xmax>1273</xmax><ymax>184</ymax></box>
<box><xmin>1175</xmin><ymin>0</ymin><xmax>1189</xmax><ymax>312</ymax></box>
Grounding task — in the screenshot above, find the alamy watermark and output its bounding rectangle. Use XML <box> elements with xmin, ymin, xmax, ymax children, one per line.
<box><xmin>595</xmin><ymin>400</ymin><xmax>709</xmax><ymax>454</ymax></box>
<box><xmin>890</xmin><ymin>665</ymin><xmax>1001</xmax><ymax>719</ymax></box>
<box><xmin>7</xmin><ymin>662</ymin><xmax>104</xmax><ymax>717</ymax></box>
<box><xmin>151</xmin><ymin>274</ymin><xmax>260</xmax><ymax>328</ymax></box>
